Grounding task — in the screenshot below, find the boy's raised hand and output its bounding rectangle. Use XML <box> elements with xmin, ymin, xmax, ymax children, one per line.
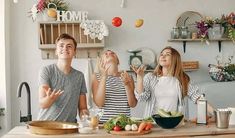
<box><xmin>45</xmin><ymin>88</ymin><xmax>64</xmax><ymax>102</ymax></box>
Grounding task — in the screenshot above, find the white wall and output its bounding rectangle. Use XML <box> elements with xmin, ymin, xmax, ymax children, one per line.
<box><xmin>0</xmin><ymin>0</ymin><xmax>11</xmax><ymax>136</ymax></box>
<box><xmin>8</xmin><ymin>0</ymin><xmax>235</xmax><ymax>129</ymax></box>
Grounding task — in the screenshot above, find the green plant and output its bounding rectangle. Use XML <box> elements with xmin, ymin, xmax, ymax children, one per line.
<box><xmin>221</xmin><ymin>12</ymin><xmax>235</xmax><ymax>42</ymax></box>
<box><xmin>46</xmin><ymin>0</ymin><xmax>69</xmax><ymax>11</ymax></box>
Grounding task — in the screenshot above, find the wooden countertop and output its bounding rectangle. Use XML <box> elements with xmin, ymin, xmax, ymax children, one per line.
<box><xmin>2</xmin><ymin>123</ymin><xmax>235</xmax><ymax>138</ymax></box>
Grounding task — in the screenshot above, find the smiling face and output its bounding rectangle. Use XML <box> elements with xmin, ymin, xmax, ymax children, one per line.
<box><xmin>55</xmin><ymin>38</ymin><xmax>76</xmax><ymax>59</ymax></box>
<box><xmin>159</xmin><ymin>48</ymin><xmax>172</xmax><ymax>68</ymax></box>
<box><xmin>101</xmin><ymin>50</ymin><xmax>119</xmax><ymax>65</ymax></box>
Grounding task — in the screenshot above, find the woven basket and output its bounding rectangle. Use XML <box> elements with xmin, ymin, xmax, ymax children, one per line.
<box><xmin>209</xmin><ymin>65</ymin><xmax>235</xmax><ymax>82</ymax></box>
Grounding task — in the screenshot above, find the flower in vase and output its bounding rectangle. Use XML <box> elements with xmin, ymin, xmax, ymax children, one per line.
<box><xmin>196</xmin><ymin>17</ymin><xmax>222</xmax><ymax>41</ymax></box>
<box><xmin>221</xmin><ymin>12</ymin><xmax>235</xmax><ymax>42</ymax></box>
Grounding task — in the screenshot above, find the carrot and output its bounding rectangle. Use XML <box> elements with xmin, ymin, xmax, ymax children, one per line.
<box><xmin>138</xmin><ymin>122</ymin><xmax>147</xmax><ymax>133</ymax></box>
<box><xmin>145</xmin><ymin>122</ymin><xmax>153</xmax><ymax>130</ymax></box>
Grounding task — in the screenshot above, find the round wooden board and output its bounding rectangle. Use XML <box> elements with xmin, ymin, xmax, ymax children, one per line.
<box><xmin>110</xmin><ymin>130</ymin><xmax>151</xmax><ymax>136</ymax></box>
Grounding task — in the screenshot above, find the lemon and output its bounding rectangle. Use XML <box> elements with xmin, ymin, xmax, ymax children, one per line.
<box><xmin>135</xmin><ymin>19</ymin><xmax>144</xmax><ymax>28</ymax></box>
<box><xmin>47</xmin><ymin>9</ymin><xmax>57</xmax><ymax>18</ymax></box>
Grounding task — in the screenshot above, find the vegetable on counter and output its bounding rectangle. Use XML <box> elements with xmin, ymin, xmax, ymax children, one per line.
<box><xmin>125</xmin><ymin>125</ymin><xmax>131</xmax><ymax>131</ymax></box>
<box><xmin>113</xmin><ymin>125</ymin><xmax>121</xmax><ymax>131</ymax></box>
<box><xmin>158</xmin><ymin>109</ymin><xmax>183</xmax><ymax>117</ymax></box>
<box><xmin>103</xmin><ymin>114</ymin><xmax>136</xmax><ymax>132</ymax></box>
<box><xmin>138</xmin><ymin>122</ymin><xmax>147</xmax><ymax>133</ymax></box>
<box><xmin>131</xmin><ymin>124</ymin><xmax>138</xmax><ymax>131</ymax></box>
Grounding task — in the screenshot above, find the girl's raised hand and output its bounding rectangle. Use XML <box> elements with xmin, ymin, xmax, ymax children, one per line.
<box><xmin>121</xmin><ymin>71</ymin><xmax>132</xmax><ymax>85</ymax></box>
<box><xmin>98</xmin><ymin>57</ymin><xmax>111</xmax><ymax>77</ymax></box>
<box><xmin>130</xmin><ymin>65</ymin><xmax>146</xmax><ymax>78</ymax></box>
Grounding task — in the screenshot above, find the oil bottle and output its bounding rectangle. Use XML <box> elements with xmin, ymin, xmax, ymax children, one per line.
<box><xmin>197</xmin><ymin>94</ymin><xmax>207</xmax><ymax>124</ymax></box>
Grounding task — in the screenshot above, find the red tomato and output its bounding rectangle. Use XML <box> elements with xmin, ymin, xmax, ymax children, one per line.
<box><xmin>113</xmin><ymin>125</ymin><xmax>121</xmax><ymax>131</ymax></box>
<box><xmin>112</xmin><ymin>17</ymin><xmax>122</xmax><ymax>27</ymax></box>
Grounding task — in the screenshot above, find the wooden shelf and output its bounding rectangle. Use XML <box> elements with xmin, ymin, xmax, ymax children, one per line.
<box><xmin>39</xmin><ymin>43</ymin><xmax>104</xmax><ymax>49</ymax></box>
<box><xmin>38</xmin><ymin>21</ymin><xmax>105</xmax><ymax>59</ymax></box>
<box><xmin>168</xmin><ymin>38</ymin><xmax>232</xmax><ymax>53</ymax></box>
<box><xmin>126</xmin><ymin>68</ymin><xmax>198</xmax><ymax>73</ymax></box>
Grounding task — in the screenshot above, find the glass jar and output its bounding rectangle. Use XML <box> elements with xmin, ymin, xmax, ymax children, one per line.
<box><xmin>171</xmin><ymin>27</ymin><xmax>180</xmax><ymax>39</ymax></box>
<box><xmin>180</xmin><ymin>26</ymin><xmax>188</xmax><ymax>39</ymax></box>
<box><xmin>208</xmin><ymin>24</ymin><xmax>224</xmax><ymax>39</ymax></box>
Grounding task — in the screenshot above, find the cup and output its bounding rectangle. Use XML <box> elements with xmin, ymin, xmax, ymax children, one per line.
<box><xmin>214</xmin><ymin>108</ymin><xmax>232</xmax><ymax>129</ymax></box>
<box><xmin>87</xmin><ymin>108</ymin><xmax>104</xmax><ymax>131</ymax></box>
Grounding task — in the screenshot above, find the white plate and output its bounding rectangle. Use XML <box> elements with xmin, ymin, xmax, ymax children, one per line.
<box><xmin>136</xmin><ymin>47</ymin><xmax>156</xmax><ymax>66</ymax></box>
<box><xmin>176</xmin><ymin>11</ymin><xmax>203</xmax><ymax>33</ymax></box>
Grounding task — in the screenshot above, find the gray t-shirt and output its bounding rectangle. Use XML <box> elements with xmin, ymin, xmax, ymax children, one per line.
<box><xmin>37</xmin><ymin>64</ymin><xmax>87</xmax><ymax>122</ymax></box>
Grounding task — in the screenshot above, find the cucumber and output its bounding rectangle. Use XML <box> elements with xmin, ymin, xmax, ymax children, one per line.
<box><xmin>174</xmin><ymin>112</ymin><xmax>183</xmax><ymax>117</ymax></box>
<box><xmin>170</xmin><ymin>111</ymin><xmax>178</xmax><ymax>116</ymax></box>
<box><xmin>158</xmin><ymin>109</ymin><xmax>171</xmax><ymax>117</ymax></box>
<box><xmin>170</xmin><ymin>111</ymin><xmax>183</xmax><ymax>117</ymax></box>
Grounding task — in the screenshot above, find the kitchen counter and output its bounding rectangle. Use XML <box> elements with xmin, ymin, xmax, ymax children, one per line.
<box><xmin>2</xmin><ymin>123</ymin><xmax>235</xmax><ymax>138</ymax></box>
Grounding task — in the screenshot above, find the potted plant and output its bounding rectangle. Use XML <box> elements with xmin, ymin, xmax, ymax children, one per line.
<box><xmin>196</xmin><ymin>12</ymin><xmax>235</xmax><ymax>42</ymax></box>
<box><xmin>196</xmin><ymin>17</ymin><xmax>224</xmax><ymax>41</ymax></box>
<box><xmin>221</xmin><ymin>12</ymin><xmax>235</xmax><ymax>42</ymax></box>
<box><xmin>29</xmin><ymin>0</ymin><xmax>69</xmax><ymax>21</ymax></box>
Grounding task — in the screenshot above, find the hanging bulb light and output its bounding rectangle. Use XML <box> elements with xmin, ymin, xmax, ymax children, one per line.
<box><xmin>120</xmin><ymin>0</ymin><xmax>125</xmax><ymax>8</ymax></box>
<box><xmin>13</xmin><ymin>0</ymin><xmax>18</xmax><ymax>3</ymax></box>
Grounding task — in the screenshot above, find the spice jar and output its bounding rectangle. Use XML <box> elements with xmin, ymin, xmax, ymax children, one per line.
<box><xmin>180</xmin><ymin>26</ymin><xmax>188</xmax><ymax>39</ymax></box>
<box><xmin>171</xmin><ymin>27</ymin><xmax>180</xmax><ymax>39</ymax></box>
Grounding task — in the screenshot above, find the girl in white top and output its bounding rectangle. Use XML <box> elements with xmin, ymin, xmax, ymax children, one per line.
<box><xmin>132</xmin><ymin>46</ymin><xmax>214</xmax><ymax>118</ymax></box>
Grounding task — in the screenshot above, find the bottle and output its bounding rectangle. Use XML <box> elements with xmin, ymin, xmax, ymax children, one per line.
<box><xmin>197</xmin><ymin>94</ymin><xmax>207</xmax><ymax>124</ymax></box>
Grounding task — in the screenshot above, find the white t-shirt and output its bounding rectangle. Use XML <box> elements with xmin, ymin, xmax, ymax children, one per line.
<box><xmin>135</xmin><ymin>72</ymin><xmax>201</xmax><ymax>118</ymax></box>
<box><xmin>153</xmin><ymin>76</ymin><xmax>181</xmax><ymax>114</ymax></box>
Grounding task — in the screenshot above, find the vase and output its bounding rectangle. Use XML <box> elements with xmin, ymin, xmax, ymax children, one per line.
<box><xmin>208</xmin><ymin>24</ymin><xmax>224</xmax><ymax>39</ymax></box>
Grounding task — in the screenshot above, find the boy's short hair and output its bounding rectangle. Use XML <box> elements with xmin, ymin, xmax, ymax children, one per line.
<box><xmin>55</xmin><ymin>33</ymin><xmax>77</xmax><ymax>49</ymax></box>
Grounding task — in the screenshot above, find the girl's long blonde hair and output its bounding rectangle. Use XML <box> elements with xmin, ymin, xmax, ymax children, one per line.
<box><xmin>153</xmin><ymin>46</ymin><xmax>190</xmax><ymax>97</ymax></box>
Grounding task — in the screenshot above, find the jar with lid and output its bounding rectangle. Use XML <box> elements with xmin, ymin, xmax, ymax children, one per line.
<box><xmin>171</xmin><ymin>27</ymin><xmax>180</xmax><ymax>39</ymax></box>
<box><xmin>180</xmin><ymin>26</ymin><xmax>188</xmax><ymax>39</ymax></box>
<box><xmin>197</xmin><ymin>94</ymin><xmax>207</xmax><ymax>124</ymax></box>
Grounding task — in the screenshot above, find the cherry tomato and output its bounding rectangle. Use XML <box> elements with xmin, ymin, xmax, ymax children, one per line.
<box><xmin>113</xmin><ymin>125</ymin><xmax>121</xmax><ymax>131</ymax></box>
<box><xmin>112</xmin><ymin>17</ymin><xmax>122</xmax><ymax>27</ymax></box>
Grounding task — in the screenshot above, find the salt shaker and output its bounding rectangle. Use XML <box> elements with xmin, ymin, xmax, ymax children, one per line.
<box><xmin>197</xmin><ymin>94</ymin><xmax>207</xmax><ymax>124</ymax></box>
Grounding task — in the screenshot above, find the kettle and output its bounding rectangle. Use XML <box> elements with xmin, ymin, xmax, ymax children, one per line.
<box><xmin>214</xmin><ymin>108</ymin><xmax>232</xmax><ymax>129</ymax></box>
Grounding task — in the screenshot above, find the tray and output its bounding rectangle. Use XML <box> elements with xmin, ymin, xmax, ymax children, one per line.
<box><xmin>110</xmin><ymin>130</ymin><xmax>151</xmax><ymax>136</ymax></box>
<box><xmin>28</xmin><ymin>120</ymin><xmax>78</xmax><ymax>135</ymax></box>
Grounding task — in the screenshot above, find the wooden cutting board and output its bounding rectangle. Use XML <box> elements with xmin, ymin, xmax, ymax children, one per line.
<box><xmin>110</xmin><ymin>130</ymin><xmax>151</xmax><ymax>136</ymax></box>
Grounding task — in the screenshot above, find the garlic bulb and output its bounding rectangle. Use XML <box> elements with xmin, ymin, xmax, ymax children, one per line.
<box><xmin>131</xmin><ymin>124</ymin><xmax>138</xmax><ymax>131</ymax></box>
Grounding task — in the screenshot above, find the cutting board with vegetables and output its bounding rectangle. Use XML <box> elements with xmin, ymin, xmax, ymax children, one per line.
<box><xmin>110</xmin><ymin>129</ymin><xmax>151</xmax><ymax>136</ymax></box>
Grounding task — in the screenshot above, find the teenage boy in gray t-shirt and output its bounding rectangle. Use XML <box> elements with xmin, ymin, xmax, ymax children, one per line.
<box><xmin>37</xmin><ymin>33</ymin><xmax>88</xmax><ymax>123</ymax></box>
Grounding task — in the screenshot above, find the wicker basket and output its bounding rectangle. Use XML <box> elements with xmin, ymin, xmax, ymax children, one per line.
<box><xmin>209</xmin><ymin>65</ymin><xmax>235</xmax><ymax>82</ymax></box>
